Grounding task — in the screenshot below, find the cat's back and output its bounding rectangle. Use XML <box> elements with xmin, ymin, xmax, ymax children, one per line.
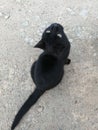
<box><xmin>36</xmin><ymin>52</ymin><xmax>63</xmax><ymax>72</ymax></box>
<box><xmin>34</xmin><ymin>52</ymin><xmax>64</xmax><ymax>89</ymax></box>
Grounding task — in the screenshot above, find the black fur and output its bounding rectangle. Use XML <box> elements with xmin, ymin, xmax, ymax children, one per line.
<box><xmin>11</xmin><ymin>23</ymin><xmax>71</xmax><ymax>130</ymax></box>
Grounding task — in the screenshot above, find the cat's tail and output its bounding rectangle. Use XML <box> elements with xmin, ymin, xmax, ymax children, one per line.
<box><xmin>11</xmin><ymin>88</ymin><xmax>45</xmax><ymax>130</ymax></box>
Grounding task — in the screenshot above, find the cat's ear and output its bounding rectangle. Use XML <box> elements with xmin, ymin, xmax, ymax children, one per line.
<box><xmin>34</xmin><ymin>39</ymin><xmax>45</xmax><ymax>50</ymax></box>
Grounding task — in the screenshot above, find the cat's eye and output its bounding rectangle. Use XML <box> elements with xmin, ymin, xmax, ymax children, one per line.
<box><xmin>57</xmin><ymin>34</ymin><xmax>62</xmax><ymax>38</ymax></box>
<box><xmin>46</xmin><ymin>30</ymin><xmax>51</xmax><ymax>33</ymax></box>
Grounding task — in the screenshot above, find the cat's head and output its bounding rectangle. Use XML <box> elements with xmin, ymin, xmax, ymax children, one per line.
<box><xmin>34</xmin><ymin>23</ymin><xmax>68</xmax><ymax>54</ymax></box>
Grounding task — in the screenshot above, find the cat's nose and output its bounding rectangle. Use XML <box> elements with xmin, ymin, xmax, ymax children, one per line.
<box><xmin>51</xmin><ymin>23</ymin><xmax>59</xmax><ymax>32</ymax></box>
<box><xmin>52</xmin><ymin>23</ymin><xmax>58</xmax><ymax>27</ymax></box>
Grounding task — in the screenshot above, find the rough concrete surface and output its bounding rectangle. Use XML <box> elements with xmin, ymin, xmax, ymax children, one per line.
<box><xmin>0</xmin><ymin>0</ymin><xmax>98</xmax><ymax>130</ymax></box>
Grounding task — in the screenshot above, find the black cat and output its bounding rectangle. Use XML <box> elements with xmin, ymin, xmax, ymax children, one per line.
<box><xmin>11</xmin><ymin>23</ymin><xmax>71</xmax><ymax>130</ymax></box>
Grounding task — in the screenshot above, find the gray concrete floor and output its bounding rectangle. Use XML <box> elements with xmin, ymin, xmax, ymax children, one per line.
<box><xmin>0</xmin><ymin>0</ymin><xmax>98</xmax><ymax>130</ymax></box>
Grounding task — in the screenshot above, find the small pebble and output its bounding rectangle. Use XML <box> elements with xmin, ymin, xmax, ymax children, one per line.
<box><xmin>0</xmin><ymin>12</ymin><xmax>3</xmax><ymax>17</ymax></box>
<box><xmin>90</xmin><ymin>45</ymin><xmax>93</xmax><ymax>49</ymax></box>
<box><xmin>59</xmin><ymin>128</ymin><xmax>62</xmax><ymax>130</ymax></box>
<box><xmin>94</xmin><ymin>108</ymin><xmax>98</xmax><ymax>111</ymax></box>
<box><xmin>24</xmin><ymin>37</ymin><xmax>29</xmax><ymax>42</ymax></box>
<box><xmin>0</xmin><ymin>12</ymin><xmax>10</xmax><ymax>19</ymax></box>
<box><xmin>79</xmin><ymin>9</ymin><xmax>88</xmax><ymax>18</ymax></box>
<box><xmin>69</xmin><ymin>39</ymin><xmax>73</xmax><ymax>43</ymax></box>
<box><xmin>32</xmin><ymin>16</ymin><xmax>40</xmax><ymax>22</ymax></box>
<box><xmin>89</xmin><ymin>35</ymin><xmax>92</xmax><ymax>39</ymax></box>
<box><xmin>39</xmin><ymin>28</ymin><xmax>44</xmax><ymax>33</ymax></box>
<box><xmin>24</xmin><ymin>37</ymin><xmax>34</xmax><ymax>46</ymax></box>
<box><xmin>28</xmin><ymin>10</ymin><xmax>32</xmax><ymax>13</ymax></box>
<box><xmin>20</xmin><ymin>31</ymin><xmax>26</xmax><ymax>38</ymax></box>
<box><xmin>37</xmin><ymin>30</ymin><xmax>42</xmax><ymax>36</ymax></box>
<box><xmin>41</xmin><ymin>24</ymin><xmax>46</xmax><ymax>29</ymax></box>
<box><xmin>22</xmin><ymin>21</ymin><xmax>29</xmax><ymax>27</ymax></box>
<box><xmin>20</xmin><ymin>28</ymin><xmax>24</xmax><ymax>32</ymax></box>
<box><xmin>93</xmin><ymin>53</ymin><xmax>97</xmax><ymax>57</ymax></box>
<box><xmin>29</xmin><ymin>39</ymin><xmax>34</xmax><ymax>46</ymax></box>
<box><xmin>75</xmin><ymin>100</ymin><xmax>78</xmax><ymax>104</ymax></box>
<box><xmin>66</xmin><ymin>8</ymin><xmax>75</xmax><ymax>15</ymax></box>
<box><xmin>9</xmin><ymin>68</ymin><xmax>15</xmax><ymax>76</ymax></box>
<box><xmin>37</xmin><ymin>105</ymin><xmax>44</xmax><ymax>112</ymax></box>
<box><xmin>4</xmin><ymin>14</ymin><xmax>10</xmax><ymax>19</ymax></box>
<box><xmin>16</xmin><ymin>0</ymin><xmax>21</xmax><ymax>3</ymax></box>
<box><xmin>73</xmin><ymin>26</ymin><xmax>82</xmax><ymax>37</ymax></box>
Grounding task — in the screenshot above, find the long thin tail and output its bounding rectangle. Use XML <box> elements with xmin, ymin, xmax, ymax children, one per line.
<box><xmin>11</xmin><ymin>88</ymin><xmax>45</xmax><ymax>130</ymax></box>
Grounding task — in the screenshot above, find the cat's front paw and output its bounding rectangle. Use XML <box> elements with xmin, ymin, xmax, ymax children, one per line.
<box><xmin>65</xmin><ymin>59</ymin><xmax>71</xmax><ymax>65</ymax></box>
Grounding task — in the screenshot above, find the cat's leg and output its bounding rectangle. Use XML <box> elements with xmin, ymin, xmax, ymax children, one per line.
<box><xmin>64</xmin><ymin>58</ymin><xmax>71</xmax><ymax>65</ymax></box>
<box><xmin>31</xmin><ymin>61</ymin><xmax>36</xmax><ymax>83</ymax></box>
